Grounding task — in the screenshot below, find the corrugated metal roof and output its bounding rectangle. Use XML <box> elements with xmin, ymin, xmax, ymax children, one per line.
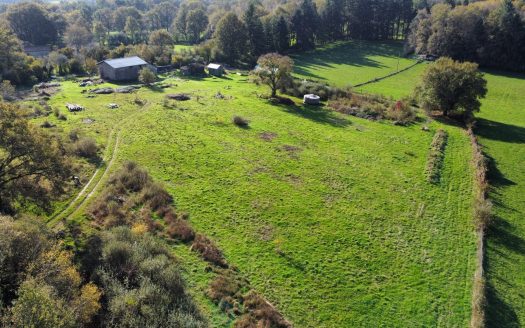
<box><xmin>102</xmin><ymin>56</ymin><xmax>148</xmax><ymax>69</ymax></box>
<box><xmin>207</xmin><ymin>63</ymin><xmax>223</xmax><ymax>70</ymax></box>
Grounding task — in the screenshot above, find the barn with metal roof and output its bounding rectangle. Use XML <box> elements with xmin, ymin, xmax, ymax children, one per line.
<box><xmin>97</xmin><ymin>56</ymin><xmax>157</xmax><ymax>81</ymax></box>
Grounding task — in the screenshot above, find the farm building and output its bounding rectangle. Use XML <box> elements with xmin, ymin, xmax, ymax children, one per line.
<box><xmin>98</xmin><ymin>56</ymin><xmax>157</xmax><ymax>81</ymax></box>
<box><xmin>207</xmin><ymin>63</ymin><xmax>225</xmax><ymax>77</ymax></box>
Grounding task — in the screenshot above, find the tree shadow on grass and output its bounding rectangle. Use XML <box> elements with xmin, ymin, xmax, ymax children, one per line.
<box><xmin>485</xmin><ymin>215</ymin><xmax>525</xmax><ymax>328</ymax></box>
<box><xmin>486</xmin><ymin>154</ymin><xmax>516</xmax><ymax>188</ymax></box>
<box><xmin>487</xmin><ymin>216</ymin><xmax>525</xmax><ymax>256</ymax></box>
<box><xmin>475</xmin><ymin>118</ymin><xmax>525</xmax><ymax>144</ymax></box>
<box><xmin>276</xmin><ymin>103</ymin><xmax>351</xmax><ymax>128</ymax></box>
<box><xmin>485</xmin><ymin>281</ymin><xmax>520</xmax><ymax>328</ymax></box>
<box><xmin>291</xmin><ymin>41</ymin><xmax>406</xmax><ymax>82</ymax></box>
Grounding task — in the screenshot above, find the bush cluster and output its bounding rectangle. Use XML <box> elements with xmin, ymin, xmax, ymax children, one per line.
<box><xmin>281</xmin><ymin>79</ymin><xmax>348</xmax><ymax>101</ymax></box>
<box><xmin>73</xmin><ymin>137</ymin><xmax>98</xmax><ymax>159</ymax></box>
<box><xmin>192</xmin><ymin>234</ymin><xmax>228</xmax><ymax>268</ymax></box>
<box><xmin>329</xmin><ymin>94</ymin><xmax>417</xmax><ymax>124</ymax></box>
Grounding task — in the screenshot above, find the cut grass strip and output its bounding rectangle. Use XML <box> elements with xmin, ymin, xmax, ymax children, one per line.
<box><xmin>425</xmin><ymin>129</ymin><xmax>448</xmax><ymax>184</ymax></box>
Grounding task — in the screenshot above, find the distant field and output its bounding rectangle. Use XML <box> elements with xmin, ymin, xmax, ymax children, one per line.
<box><xmin>295</xmin><ymin>40</ymin><xmax>525</xmax><ymax>326</ymax></box>
<box><xmin>175</xmin><ymin>44</ymin><xmax>195</xmax><ymax>52</ymax></box>
<box><xmin>292</xmin><ymin>41</ymin><xmax>418</xmax><ymax>88</ymax></box>
<box><xmin>33</xmin><ymin>72</ymin><xmax>477</xmax><ymax>327</ymax></box>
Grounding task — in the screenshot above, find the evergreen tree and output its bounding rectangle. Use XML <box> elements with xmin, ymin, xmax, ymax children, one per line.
<box><xmin>291</xmin><ymin>0</ymin><xmax>319</xmax><ymax>50</ymax></box>
<box><xmin>244</xmin><ymin>2</ymin><xmax>267</xmax><ymax>59</ymax></box>
<box><xmin>321</xmin><ymin>0</ymin><xmax>345</xmax><ymax>42</ymax></box>
<box><xmin>273</xmin><ymin>15</ymin><xmax>290</xmax><ymax>53</ymax></box>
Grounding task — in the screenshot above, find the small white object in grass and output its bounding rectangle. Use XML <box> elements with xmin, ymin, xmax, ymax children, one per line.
<box><xmin>303</xmin><ymin>94</ymin><xmax>321</xmax><ymax>105</ymax></box>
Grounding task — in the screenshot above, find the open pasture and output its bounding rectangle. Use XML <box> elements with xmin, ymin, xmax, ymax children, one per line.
<box><xmin>292</xmin><ymin>41</ymin><xmax>419</xmax><ymax>89</ymax></box>
<box><xmin>293</xmin><ymin>40</ymin><xmax>525</xmax><ymax>327</ymax></box>
<box><xmin>34</xmin><ymin>71</ymin><xmax>477</xmax><ymax>327</ymax></box>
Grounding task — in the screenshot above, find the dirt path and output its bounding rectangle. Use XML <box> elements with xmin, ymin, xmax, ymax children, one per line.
<box><xmin>48</xmin><ymin>129</ymin><xmax>121</xmax><ymax>226</ymax></box>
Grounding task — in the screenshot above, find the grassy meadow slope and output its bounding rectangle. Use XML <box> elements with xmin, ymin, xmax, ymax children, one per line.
<box><xmin>292</xmin><ymin>41</ymin><xmax>418</xmax><ymax>88</ymax></box>
<box><xmin>35</xmin><ymin>72</ymin><xmax>477</xmax><ymax>326</ymax></box>
<box><xmin>475</xmin><ymin>71</ymin><xmax>525</xmax><ymax>328</ymax></box>
<box><xmin>295</xmin><ymin>41</ymin><xmax>525</xmax><ymax>327</ymax></box>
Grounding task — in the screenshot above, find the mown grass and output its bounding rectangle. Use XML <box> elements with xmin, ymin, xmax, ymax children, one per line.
<box><xmin>291</xmin><ymin>40</ymin><xmax>418</xmax><ymax>88</ymax></box>
<box><xmin>295</xmin><ymin>41</ymin><xmax>525</xmax><ymax>327</ymax></box>
<box><xmin>32</xmin><ymin>70</ymin><xmax>480</xmax><ymax>327</ymax></box>
<box><xmin>474</xmin><ymin>71</ymin><xmax>525</xmax><ymax>328</ymax></box>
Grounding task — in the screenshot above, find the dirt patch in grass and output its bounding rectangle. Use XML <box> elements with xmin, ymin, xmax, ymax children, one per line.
<box><xmin>259</xmin><ymin>132</ymin><xmax>277</xmax><ymax>141</ymax></box>
<box><xmin>279</xmin><ymin>145</ymin><xmax>302</xmax><ymax>159</ymax></box>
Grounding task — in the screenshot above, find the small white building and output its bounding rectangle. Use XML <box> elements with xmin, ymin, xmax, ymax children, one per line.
<box><xmin>207</xmin><ymin>63</ymin><xmax>225</xmax><ymax>77</ymax></box>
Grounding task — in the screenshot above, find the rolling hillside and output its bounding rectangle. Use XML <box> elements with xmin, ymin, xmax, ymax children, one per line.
<box><xmin>294</xmin><ymin>40</ymin><xmax>525</xmax><ymax>327</ymax></box>
<box><xmin>31</xmin><ymin>72</ymin><xmax>477</xmax><ymax>327</ymax></box>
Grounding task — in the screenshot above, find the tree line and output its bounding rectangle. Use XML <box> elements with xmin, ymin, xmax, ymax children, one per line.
<box><xmin>407</xmin><ymin>0</ymin><xmax>525</xmax><ymax>72</ymax></box>
<box><xmin>1</xmin><ymin>0</ymin><xmax>525</xmax><ymax>86</ymax></box>
<box><xmin>0</xmin><ymin>0</ymin><xmax>418</xmax><ymax>84</ymax></box>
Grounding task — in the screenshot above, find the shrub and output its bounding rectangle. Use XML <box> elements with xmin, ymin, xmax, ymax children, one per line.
<box><xmin>281</xmin><ymin>79</ymin><xmax>347</xmax><ymax>101</ymax></box>
<box><xmin>167</xmin><ymin>219</ymin><xmax>195</xmax><ymax>242</ymax></box>
<box><xmin>234</xmin><ymin>291</ymin><xmax>290</xmax><ymax>328</ymax></box>
<box><xmin>385</xmin><ymin>100</ymin><xmax>417</xmax><ymax>125</ymax></box>
<box><xmin>74</xmin><ymin>137</ymin><xmax>99</xmax><ymax>159</ymax></box>
<box><xmin>233</xmin><ymin>116</ymin><xmax>249</xmax><ymax>128</ymax></box>
<box><xmin>69</xmin><ymin>129</ymin><xmax>79</xmax><ymax>142</ymax></box>
<box><xmin>138</xmin><ymin>67</ymin><xmax>156</xmax><ymax>85</ymax></box>
<box><xmin>40</xmin><ymin>121</ymin><xmax>54</xmax><ymax>128</ymax></box>
<box><xmin>109</xmin><ymin>161</ymin><xmax>151</xmax><ymax>193</ymax></box>
<box><xmin>192</xmin><ymin>234</ymin><xmax>227</xmax><ymax>267</ymax></box>
<box><xmin>208</xmin><ymin>272</ymin><xmax>242</xmax><ymax>303</ymax></box>
<box><xmin>140</xmin><ymin>182</ymin><xmax>173</xmax><ymax>211</ymax></box>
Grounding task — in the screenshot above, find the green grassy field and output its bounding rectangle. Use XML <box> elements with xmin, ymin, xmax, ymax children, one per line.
<box><xmin>295</xmin><ymin>41</ymin><xmax>525</xmax><ymax>327</ymax></box>
<box><xmin>33</xmin><ymin>71</ymin><xmax>477</xmax><ymax>327</ymax></box>
<box><xmin>292</xmin><ymin>40</ymin><xmax>419</xmax><ymax>88</ymax></box>
<box><xmin>475</xmin><ymin>71</ymin><xmax>525</xmax><ymax>328</ymax></box>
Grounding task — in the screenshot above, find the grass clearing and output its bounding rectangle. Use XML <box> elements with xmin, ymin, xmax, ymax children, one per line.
<box><xmin>474</xmin><ymin>71</ymin><xmax>525</xmax><ymax>327</ymax></box>
<box><xmin>294</xmin><ymin>40</ymin><xmax>525</xmax><ymax>327</ymax></box>
<box><xmin>34</xmin><ymin>71</ymin><xmax>477</xmax><ymax>327</ymax></box>
<box><xmin>292</xmin><ymin>41</ymin><xmax>418</xmax><ymax>88</ymax></box>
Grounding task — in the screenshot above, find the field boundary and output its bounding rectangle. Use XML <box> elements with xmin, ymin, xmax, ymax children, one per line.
<box><xmin>353</xmin><ymin>60</ymin><xmax>422</xmax><ymax>88</ymax></box>
<box><xmin>467</xmin><ymin>123</ymin><xmax>491</xmax><ymax>328</ymax></box>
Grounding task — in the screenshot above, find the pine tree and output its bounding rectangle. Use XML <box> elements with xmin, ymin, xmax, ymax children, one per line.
<box><xmin>244</xmin><ymin>2</ymin><xmax>267</xmax><ymax>59</ymax></box>
<box><xmin>292</xmin><ymin>0</ymin><xmax>319</xmax><ymax>50</ymax></box>
<box><xmin>273</xmin><ymin>15</ymin><xmax>290</xmax><ymax>53</ymax></box>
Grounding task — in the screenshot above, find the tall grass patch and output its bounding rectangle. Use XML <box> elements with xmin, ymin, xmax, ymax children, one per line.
<box><xmin>425</xmin><ymin>129</ymin><xmax>448</xmax><ymax>184</ymax></box>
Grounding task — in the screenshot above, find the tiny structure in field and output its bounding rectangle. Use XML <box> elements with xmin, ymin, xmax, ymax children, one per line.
<box><xmin>303</xmin><ymin>94</ymin><xmax>321</xmax><ymax>105</ymax></box>
<box><xmin>207</xmin><ymin>63</ymin><xmax>225</xmax><ymax>77</ymax></box>
<box><xmin>98</xmin><ymin>56</ymin><xmax>157</xmax><ymax>81</ymax></box>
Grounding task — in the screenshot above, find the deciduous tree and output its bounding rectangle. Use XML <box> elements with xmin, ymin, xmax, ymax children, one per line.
<box><xmin>415</xmin><ymin>57</ymin><xmax>487</xmax><ymax>117</ymax></box>
<box><xmin>214</xmin><ymin>13</ymin><xmax>247</xmax><ymax>64</ymax></box>
<box><xmin>0</xmin><ymin>103</ymin><xmax>70</xmax><ymax>213</ymax></box>
<box><xmin>255</xmin><ymin>53</ymin><xmax>294</xmax><ymax>97</ymax></box>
